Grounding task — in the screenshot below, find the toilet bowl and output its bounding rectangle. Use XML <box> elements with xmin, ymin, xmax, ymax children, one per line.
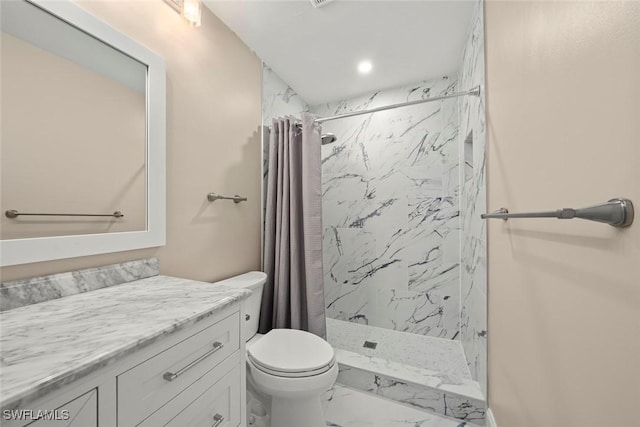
<box><xmin>247</xmin><ymin>329</ymin><xmax>338</xmax><ymax>427</ymax></box>
<box><xmin>215</xmin><ymin>272</ymin><xmax>337</xmax><ymax>427</ymax></box>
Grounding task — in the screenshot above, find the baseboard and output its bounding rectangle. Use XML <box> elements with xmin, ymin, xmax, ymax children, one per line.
<box><xmin>486</xmin><ymin>408</ymin><xmax>498</xmax><ymax>427</ymax></box>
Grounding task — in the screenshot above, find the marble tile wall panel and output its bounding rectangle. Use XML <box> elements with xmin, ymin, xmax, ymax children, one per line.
<box><xmin>458</xmin><ymin>0</ymin><xmax>488</xmax><ymax>398</ymax></box>
<box><xmin>262</xmin><ymin>65</ymin><xmax>309</xmax><ymax>127</ymax></box>
<box><xmin>312</xmin><ymin>77</ymin><xmax>461</xmax><ymax>340</ymax></box>
<box><xmin>0</xmin><ymin>258</ymin><xmax>159</xmax><ymax>312</ymax></box>
<box><xmin>336</xmin><ymin>365</ymin><xmax>485</xmax><ymax>425</ymax></box>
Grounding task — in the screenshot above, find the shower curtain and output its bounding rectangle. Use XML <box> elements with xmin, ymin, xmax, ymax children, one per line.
<box><xmin>259</xmin><ymin>113</ymin><xmax>326</xmax><ymax>338</ymax></box>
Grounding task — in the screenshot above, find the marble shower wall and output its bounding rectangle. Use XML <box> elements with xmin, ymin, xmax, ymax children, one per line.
<box><xmin>312</xmin><ymin>78</ymin><xmax>461</xmax><ymax>340</ymax></box>
<box><xmin>458</xmin><ymin>0</ymin><xmax>488</xmax><ymax>397</ymax></box>
<box><xmin>261</xmin><ymin>65</ymin><xmax>309</xmax><ymax>127</ymax></box>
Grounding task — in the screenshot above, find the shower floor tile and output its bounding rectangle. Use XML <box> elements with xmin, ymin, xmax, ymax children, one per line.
<box><xmin>324</xmin><ymin>384</ymin><xmax>469</xmax><ymax>427</ymax></box>
<box><xmin>326</xmin><ymin>318</ymin><xmax>470</xmax><ymax>379</ymax></box>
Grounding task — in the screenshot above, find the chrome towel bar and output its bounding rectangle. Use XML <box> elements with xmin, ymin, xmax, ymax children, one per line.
<box><xmin>5</xmin><ymin>210</ymin><xmax>124</xmax><ymax>218</ymax></box>
<box><xmin>207</xmin><ymin>193</ymin><xmax>247</xmax><ymax>204</ymax></box>
<box><xmin>481</xmin><ymin>198</ymin><xmax>634</xmax><ymax>228</ymax></box>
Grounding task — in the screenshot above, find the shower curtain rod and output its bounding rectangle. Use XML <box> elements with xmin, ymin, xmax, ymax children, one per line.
<box><xmin>312</xmin><ymin>85</ymin><xmax>481</xmax><ymax>124</ymax></box>
<box><xmin>268</xmin><ymin>85</ymin><xmax>481</xmax><ymax>130</ymax></box>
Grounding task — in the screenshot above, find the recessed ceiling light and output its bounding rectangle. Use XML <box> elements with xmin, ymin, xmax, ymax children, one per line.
<box><xmin>358</xmin><ymin>60</ymin><xmax>373</xmax><ymax>74</ymax></box>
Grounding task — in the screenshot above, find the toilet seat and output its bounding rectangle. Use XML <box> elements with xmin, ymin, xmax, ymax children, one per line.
<box><xmin>248</xmin><ymin>354</ymin><xmax>335</xmax><ymax>378</ymax></box>
<box><xmin>247</xmin><ymin>329</ymin><xmax>335</xmax><ymax>378</ymax></box>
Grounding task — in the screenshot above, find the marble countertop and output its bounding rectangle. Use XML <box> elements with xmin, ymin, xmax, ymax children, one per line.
<box><xmin>0</xmin><ymin>275</ymin><xmax>251</xmax><ymax>410</ymax></box>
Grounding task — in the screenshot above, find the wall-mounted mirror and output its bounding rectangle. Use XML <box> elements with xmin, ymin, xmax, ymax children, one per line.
<box><xmin>0</xmin><ymin>0</ymin><xmax>166</xmax><ymax>266</ymax></box>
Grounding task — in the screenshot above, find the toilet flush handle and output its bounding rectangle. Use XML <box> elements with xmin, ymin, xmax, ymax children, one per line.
<box><xmin>245</xmin><ymin>314</ymin><xmax>250</xmax><ymax>321</ymax></box>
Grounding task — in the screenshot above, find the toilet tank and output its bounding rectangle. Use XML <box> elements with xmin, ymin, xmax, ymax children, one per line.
<box><xmin>213</xmin><ymin>271</ymin><xmax>266</xmax><ymax>341</ymax></box>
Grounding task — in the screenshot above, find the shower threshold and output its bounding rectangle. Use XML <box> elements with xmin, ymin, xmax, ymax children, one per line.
<box><xmin>326</xmin><ymin>318</ymin><xmax>485</xmax><ymax>426</ymax></box>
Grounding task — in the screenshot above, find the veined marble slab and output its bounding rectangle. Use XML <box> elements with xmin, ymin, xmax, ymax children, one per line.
<box><xmin>324</xmin><ymin>384</ymin><xmax>467</xmax><ymax>427</ymax></box>
<box><xmin>336</xmin><ymin>363</ymin><xmax>484</xmax><ymax>425</ymax></box>
<box><xmin>334</xmin><ymin>348</ymin><xmax>483</xmax><ymax>402</ymax></box>
<box><xmin>326</xmin><ymin>319</ymin><xmax>485</xmax><ymax>425</ymax></box>
<box><xmin>0</xmin><ymin>275</ymin><xmax>251</xmax><ymax>410</ymax></box>
<box><xmin>326</xmin><ymin>318</ymin><xmax>470</xmax><ymax>379</ymax></box>
<box><xmin>458</xmin><ymin>0</ymin><xmax>488</xmax><ymax>398</ymax></box>
<box><xmin>314</xmin><ymin>77</ymin><xmax>462</xmax><ymax>341</ymax></box>
<box><xmin>262</xmin><ymin>65</ymin><xmax>308</xmax><ymax>127</ymax></box>
<box><xmin>0</xmin><ymin>258</ymin><xmax>159</xmax><ymax>312</ymax></box>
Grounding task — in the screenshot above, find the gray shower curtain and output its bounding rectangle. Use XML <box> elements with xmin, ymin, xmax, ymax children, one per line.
<box><xmin>259</xmin><ymin>113</ymin><xmax>326</xmax><ymax>338</ymax></box>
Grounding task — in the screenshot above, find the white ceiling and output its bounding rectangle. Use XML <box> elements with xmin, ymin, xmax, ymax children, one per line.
<box><xmin>204</xmin><ymin>0</ymin><xmax>475</xmax><ymax>105</ymax></box>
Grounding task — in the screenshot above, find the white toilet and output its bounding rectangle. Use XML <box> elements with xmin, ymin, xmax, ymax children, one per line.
<box><xmin>217</xmin><ymin>271</ymin><xmax>338</xmax><ymax>427</ymax></box>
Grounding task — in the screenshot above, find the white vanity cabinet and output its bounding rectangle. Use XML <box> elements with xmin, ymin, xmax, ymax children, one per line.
<box><xmin>2</xmin><ymin>304</ymin><xmax>246</xmax><ymax>427</ymax></box>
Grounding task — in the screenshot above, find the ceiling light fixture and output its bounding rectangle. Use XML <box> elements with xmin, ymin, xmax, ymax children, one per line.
<box><xmin>358</xmin><ymin>60</ymin><xmax>373</xmax><ymax>74</ymax></box>
<box><xmin>164</xmin><ymin>0</ymin><xmax>202</xmax><ymax>27</ymax></box>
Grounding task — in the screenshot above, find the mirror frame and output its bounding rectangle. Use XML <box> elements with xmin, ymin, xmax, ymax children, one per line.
<box><xmin>0</xmin><ymin>0</ymin><xmax>166</xmax><ymax>267</ymax></box>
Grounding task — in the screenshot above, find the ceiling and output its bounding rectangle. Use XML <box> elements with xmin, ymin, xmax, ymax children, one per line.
<box><xmin>204</xmin><ymin>0</ymin><xmax>475</xmax><ymax>105</ymax></box>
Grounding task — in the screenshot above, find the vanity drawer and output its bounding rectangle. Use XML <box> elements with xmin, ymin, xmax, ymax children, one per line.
<box><xmin>117</xmin><ymin>312</ymin><xmax>239</xmax><ymax>426</ymax></box>
<box><xmin>139</xmin><ymin>363</ymin><xmax>241</xmax><ymax>427</ymax></box>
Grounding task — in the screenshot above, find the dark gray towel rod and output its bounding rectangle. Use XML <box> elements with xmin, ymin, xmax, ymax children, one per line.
<box><xmin>481</xmin><ymin>198</ymin><xmax>634</xmax><ymax>228</ymax></box>
<box><xmin>5</xmin><ymin>210</ymin><xmax>124</xmax><ymax>218</ymax></box>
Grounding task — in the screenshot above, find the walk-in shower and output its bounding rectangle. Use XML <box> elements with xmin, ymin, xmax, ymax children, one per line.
<box><xmin>315</xmin><ymin>71</ymin><xmax>486</xmax><ymax>425</ymax></box>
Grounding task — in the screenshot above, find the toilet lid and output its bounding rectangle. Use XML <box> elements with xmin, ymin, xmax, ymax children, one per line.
<box><xmin>247</xmin><ymin>329</ymin><xmax>335</xmax><ymax>375</ymax></box>
<box><xmin>249</xmin><ymin>356</ymin><xmax>335</xmax><ymax>378</ymax></box>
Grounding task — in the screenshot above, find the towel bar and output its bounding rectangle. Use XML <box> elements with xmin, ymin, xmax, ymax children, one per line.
<box><xmin>5</xmin><ymin>210</ymin><xmax>124</xmax><ymax>219</ymax></box>
<box><xmin>206</xmin><ymin>193</ymin><xmax>247</xmax><ymax>204</ymax></box>
<box><xmin>481</xmin><ymin>198</ymin><xmax>633</xmax><ymax>228</ymax></box>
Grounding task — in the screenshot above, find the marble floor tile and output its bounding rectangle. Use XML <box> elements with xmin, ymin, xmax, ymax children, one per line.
<box><xmin>324</xmin><ymin>385</ymin><xmax>469</xmax><ymax>427</ymax></box>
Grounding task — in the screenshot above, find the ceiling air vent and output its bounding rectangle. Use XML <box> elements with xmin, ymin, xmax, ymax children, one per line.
<box><xmin>310</xmin><ymin>0</ymin><xmax>336</xmax><ymax>8</ymax></box>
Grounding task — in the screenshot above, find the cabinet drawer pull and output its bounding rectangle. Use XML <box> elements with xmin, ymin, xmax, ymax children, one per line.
<box><xmin>163</xmin><ymin>342</ymin><xmax>224</xmax><ymax>382</ymax></box>
<box><xmin>212</xmin><ymin>413</ymin><xmax>224</xmax><ymax>426</ymax></box>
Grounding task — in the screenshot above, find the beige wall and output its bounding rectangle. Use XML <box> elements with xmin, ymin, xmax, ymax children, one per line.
<box><xmin>0</xmin><ymin>1</ymin><xmax>262</xmax><ymax>282</ymax></box>
<box><xmin>485</xmin><ymin>1</ymin><xmax>640</xmax><ymax>426</ymax></box>
<box><xmin>1</xmin><ymin>33</ymin><xmax>146</xmax><ymax>239</ymax></box>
